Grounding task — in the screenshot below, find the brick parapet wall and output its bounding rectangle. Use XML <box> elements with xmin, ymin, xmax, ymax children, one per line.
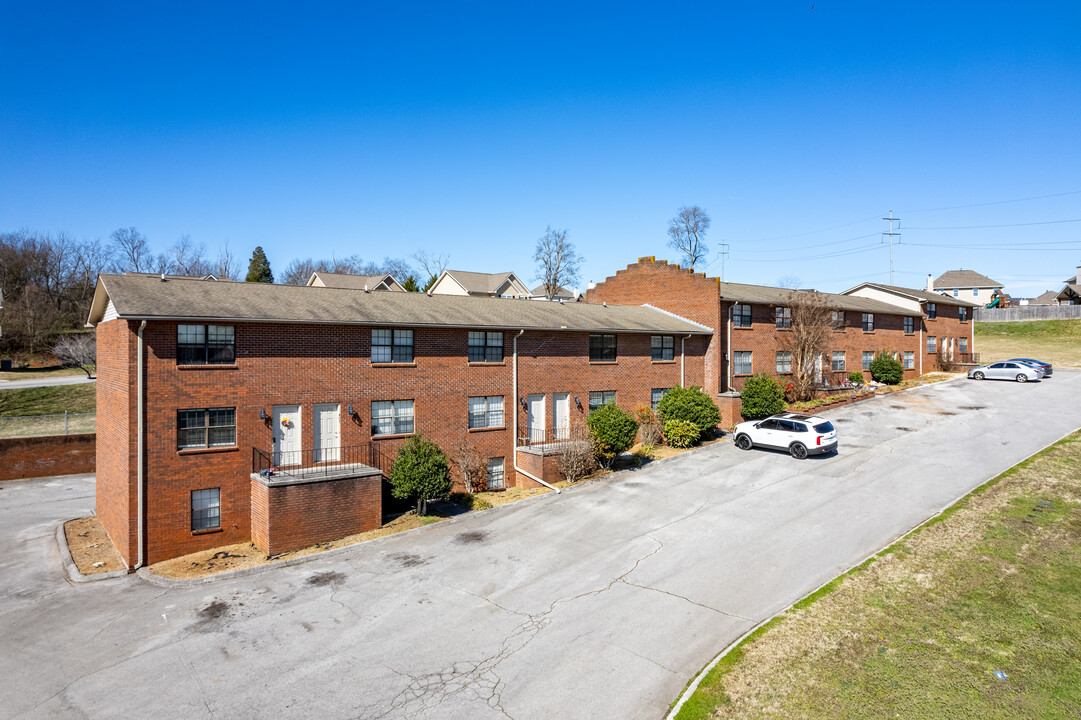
<box><xmin>0</xmin><ymin>434</ymin><xmax>96</xmax><ymax>481</ymax></box>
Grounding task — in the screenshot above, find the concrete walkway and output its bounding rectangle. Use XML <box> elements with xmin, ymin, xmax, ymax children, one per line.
<box><xmin>1</xmin><ymin>373</ymin><xmax>1080</xmax><ymax>719</ymax></box>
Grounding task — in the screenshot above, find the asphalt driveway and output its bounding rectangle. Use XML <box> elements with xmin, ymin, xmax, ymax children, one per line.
<box><xmin>2</xmin><ymin>373</ymin><xmax>1080</xmax><ymax>720</ymax></box>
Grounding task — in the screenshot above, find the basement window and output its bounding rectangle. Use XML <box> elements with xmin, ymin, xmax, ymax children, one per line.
<box><xmin>487</xmin><ymin>458</ymin><xmax>505</xmax><ymax>489</ymax></box>
<box><xmin>191</xmin><ymin>488</ymin><xmax>221</xmax><ymax>531</ymax></box>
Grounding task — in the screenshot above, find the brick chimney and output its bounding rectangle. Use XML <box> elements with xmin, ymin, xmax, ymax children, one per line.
<box><xmin>926</xmin><ymin>273</ymin><xmax>935</xmax><ymax>292</ymax></box>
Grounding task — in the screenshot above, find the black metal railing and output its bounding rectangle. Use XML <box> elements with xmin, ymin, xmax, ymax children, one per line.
<box><xmin>252</xmin><ymin>443</ymin><xmax>394</xmax><ymax>480</ymax></box>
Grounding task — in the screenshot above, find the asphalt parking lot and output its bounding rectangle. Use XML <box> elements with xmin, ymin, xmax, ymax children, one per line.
<box><xmin>2</xmin><ymin>373</ymin><xmax>1080</xmax><ymax>720</ymax></box>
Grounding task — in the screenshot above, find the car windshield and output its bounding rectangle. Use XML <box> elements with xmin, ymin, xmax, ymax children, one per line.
<box><xmin>813</xmin><ymin>421</ymin><xmax>834</xmax><ymax>433</ymax></box>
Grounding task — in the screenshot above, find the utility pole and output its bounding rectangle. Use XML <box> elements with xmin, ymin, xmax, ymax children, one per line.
<box><xmin>882</xmin><ymin>211</ymin><xmax>901</xmax><ymax>284</ymax></box>
<box><xmin>717</xmin><ymin>241</ymin><xmax>730</xmax><ymax>282</ymax></box>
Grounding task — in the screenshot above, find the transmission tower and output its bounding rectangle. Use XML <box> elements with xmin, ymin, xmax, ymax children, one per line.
<box><xmin>882</xmin><ymin>211</ymin><xmax>901</xmax><ymax>284</ymax></box>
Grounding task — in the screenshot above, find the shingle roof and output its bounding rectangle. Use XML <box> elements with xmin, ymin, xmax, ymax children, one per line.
<box><xmin>1032</xmin><ymin>290</ymin><xmax>1060</xmax><ymax>305</ymax></box>
<box><xmin>88</xmin><ymin>274</ymin><xmax>712</xmax><ymax>334</ymax></box>
<box><xmin>716</xmin><ymin>281</ymin><xmax>915</xmax><ymax>315</ymax></box>
<box><xmin>531</xmin><ymin>284</ymin><xmax>573</xmax><ymax>297</ymax></box>
<box><xmin>308</xmin><ymin>272</ymin><xmax>401</xmax><ymax>290</ymax></box>
<box><xmin>933</xmin><ymin>270</ymin><xmax>1002</xmax><ymax>289</ymax></box>
<box><xmin>851</xmin><ymin>283</ymin><xmax>982</xmax><ymax>307</ymax></box>
<box><xmin>443</xmin><ymin>270</ymin><xmax>525</xmax><ymax>294</ymax></box>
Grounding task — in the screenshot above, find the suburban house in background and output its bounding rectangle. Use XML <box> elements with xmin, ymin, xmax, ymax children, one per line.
<box><xmin>306</xmin><ymin>272</ymin><xmax>405</xmax><ymax>292</ymax></box>
<box><xmin>1055</xmin><ymin>265</ymin><xmax>1081</xmax><ymax>305</ymax></box>
<box><xmin>531</xmin><ymin>283</ymin><xmax>576</xmax><ymax>301</ymax></box>
<box><xmin>87</xmin><ymin>273</ymin><xmax>709</xmax><ymax>566</ymax></box>
<box><xmin>931</xmin><ymin>269</ymin><xmax>1003</xmax><ymax>306</ymax></box>
<box><xmin>1029</xmin><ymin>290</ymin><xmax>1062</xmax><ymax>306</ymax></box>
<box><xmin>427</xmin><ymin>269</ymin><xmax>532</xmax><ymax>298</ymax></box>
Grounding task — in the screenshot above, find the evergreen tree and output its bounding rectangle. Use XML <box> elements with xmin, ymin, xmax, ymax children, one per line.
<box><xmin>401</xmin><ymin>274</ymin><xmax>421</xmax><ymax>292</ymax></box>
<box><xmin>245</xmin><ymin>246</ymin><xmax>274</xmax><ymax>283</ymax></box>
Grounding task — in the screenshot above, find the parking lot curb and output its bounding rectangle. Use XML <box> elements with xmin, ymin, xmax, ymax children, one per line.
<box><xmin>56</xmin><ymin>521</ymin><xmax>128</xmax><ymax>583</ymax></box>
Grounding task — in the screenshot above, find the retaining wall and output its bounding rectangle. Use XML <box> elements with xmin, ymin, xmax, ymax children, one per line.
<box><xmin>0</xmin><ymin>434</ymin><xmax>96</xmax><ymax>480</ymax></box>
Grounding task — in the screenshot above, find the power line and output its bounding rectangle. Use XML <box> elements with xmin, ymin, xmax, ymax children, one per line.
<box><xmin>899</xmin><ymin>190</ymin><xmax>1081</xmax><ymax>214</ymax></box>
<box><xmin>905</xmin><ymin>218</ymin><xmax>1081</xmax><ymax>230</ymax></box>
<box><xmin>732</xmin><ymin>232</ymin><xmax>879</xmax><ymax>254</ymax></box>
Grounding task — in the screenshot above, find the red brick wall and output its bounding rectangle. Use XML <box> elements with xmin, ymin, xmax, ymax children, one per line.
<box><xmin>0</xmin><ymin>434</ymin><xmax>96</xmax><ymax>481</ymax></box>
<box><xmin>923</xmin><ymin>304</ymin><xmax>974</xmax><ymax>371</ymax></box>
<box><xmin>514</xmin><ymin>450</ymin><xmax>562</xmax><ymax>487</ymax></box>
<box><xmin>120</xmin><ymin>320</ymin><xmax>705</xmax><ymax>564</ymax></box>
<box><xmin>250</xmin><ymin>474</ymin><xmax>382</xmax><ymax>556</ymax></box>
<box><xmin>95</xmin><ymin>319</ymin><xmax>138</xmax><ymax>567</ymax></box>
<box><xmin>586</xmin><ymin>258</ymin><xmax>724</xmax><ymax>395</ymax></box>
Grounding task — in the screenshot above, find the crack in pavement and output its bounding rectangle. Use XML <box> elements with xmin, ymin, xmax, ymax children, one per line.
<box><xmin>89</xmin><ymin>588</ymin><xmax>169</xmax><ymax>642</ymax></box>
<box><xmin>620</xmin><ymin>579</ymin><xmax>753</xmax><ymax>622</ymax></box>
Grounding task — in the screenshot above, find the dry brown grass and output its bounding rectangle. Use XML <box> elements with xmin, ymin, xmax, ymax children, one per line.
<box><xmin>64</xmin><ymin>517</ymin><xmax>125</xmax><ymax>574</ymax></box>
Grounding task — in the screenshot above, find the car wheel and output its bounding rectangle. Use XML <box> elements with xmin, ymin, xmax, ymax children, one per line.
<box><xmin>735</xmin><ymin>434</ymin><xmax>753</xmax><ymax>450</ymax></box>
<box><xmin>973</xmin><ymin>371</ymin><xmax>984</xmax><ymax>380</ymax></box>
<box><xmin>1016</xmin><ymin>374</ymin><xmax>1028</xmax><ymax>383</ymax></box>
<box><xmin>789</xmin><ymin>443</ymin><xmax>808</xmax><ymax>460</ymax></box>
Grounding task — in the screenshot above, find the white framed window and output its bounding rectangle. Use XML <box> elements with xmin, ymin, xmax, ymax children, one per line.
<box><xmin>191</xmin><ymin>488</ymin><xmax>220</xmax><ymax>531</ymax></box>
<box><xmin>468</xmin><ymin>396</ymin><xmax>504</xmax><ymax>429</ymax></box>
<box><xmin>733</xmin><ymin>304</ymin><xmax>752</xmax><ymax>328</ymax></box>
<box><xmin>959</xmin><ymin>337</ymin><xmax>968</xmax><ymax>354</ymax></box>
<box><xmin>831</xmin><ymin>351</ymin><xmax>845</xmax><ymax>372</ymax></box>
<box><xmin>775</xmin><ymin>307</ymin><xmax>791</xmax><ymax>329</ymax></box>
<box><xmin>775</xmin><ymin>351</ymin><xmax>792</xmax><ymax>374</ymax></box>
<box><xmin>177</xmin><ymin>408</ymin><xmax>235</xmax><ymax>449</ymax></box>
<box><xmin>904</xmin><ymin>351</ymin><xmax>914</xmax><ymax>369</ymax></box>
<box><xmin>972</xmin><ymin>288</ymin><xmax>979</xmax><ymax>296</ymax></box>
<box><xmin>651</xmin><ymin>335</ymin><xmax>674</xmax><ymax>361</ymax></box>
<box><xmin>953</xmin><ymin>288</ymin><xmax>959</xmax><ymax>297</ymax></box>
<box><xmin>372</xmin><ymin>329</ymin><xmax>413</xmax><ymax>363</ymax></box>
<box><xmin>588</xmin><ymin>390</ymin><xmax>616</xmax><ymax>412</ymax></box>
<box><xmin>486</xmin><ymin>458</ymin><xmax>505</xmax><ymax>489</ymax></box>
<box><xmin>862</xmin><ymin>313</ymin><xmax>875</xmax><ymax>332</ymax></box>
<box><xmin>903</xmin><ymin>316</ymin><xmax>914</xmax><ymax>334</ymax></box>
<box><xmin>734</xmin><ymin>351</ymin><xmax>752</xmax><ymax>375</ymax></box>
<box><xmin>927</xmin><ymin>336</ymin><xmax>937</xmax><ymax>353</ymax></box>
<box><xmin>862</xmin><ymin>351</ymin><xmax>874</xmax><ymax>370</ymax></box>
<box><xmin>372</xmin><ymin>400</ymin><xmax>415</xmax><ymax>435</ymax></box>
<box><xmin>651</xmin><ymin>388</ymin><xmax>670</xmax><ymax>410</ymax></box>
<box><xmin>468</xmin><ymin>331</ymin><xmax>503</xmax><ymax>362</ymax></box>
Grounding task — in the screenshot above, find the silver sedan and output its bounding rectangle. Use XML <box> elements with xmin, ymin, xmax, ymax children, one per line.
<box><xmin>968</xmin><ymin>361</ymin><xmax>1044</xmax><ymax>383</ymax></box>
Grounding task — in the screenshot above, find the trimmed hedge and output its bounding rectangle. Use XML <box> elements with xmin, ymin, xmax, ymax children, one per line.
<box><xmin>663</xmin><ymin>419</ymin><xmax>699</xmax><ymax>449</ymax></box>
<box><xmin>656</xmin><ymin>385</ymin><xmax>721</xmax><ymax>441</ymax></box>
<box><xmin>390</xmin><ymin>435</ymin><xmax>452</xmax><ymax>515</ymax></box>
<box><xmin>740</xmin><ymin>373</ymin><xmax>786</xmax><ymax>420</ymax></box>
<box><xmin>587</xmin><ymin>402</ymin><xmax>639</xmax><ymax>468</ymax></box>
<box><xmin>870</xmin><ymin>351</ymin><xmax>904</xmax><ymax>385</ymax></box>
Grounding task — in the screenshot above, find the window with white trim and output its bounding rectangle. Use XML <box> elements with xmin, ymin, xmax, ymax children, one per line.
<box><xmin>177</xmin><ymin>408</ymin><xmax>235</xmax><ymax>449</ymax></box>
<box><xmin>732</xmin><ymin>304</ymin><xmax>752</xmax><ymax>328</ymax></box>
<box><xmin>651</xmin><ymin>335</ymin><xmax>674</xmax><ymax>361</ymax></box>
<box><xmin>972</xmin><ymin>288</ymin><xmax>979</xmax><ymax>296</ymax></box>
<box><xmin>468</xmin><ymin>331</ymin><xmax>503</xmax><ymax>362</ymax></box>
<box><xmin>486</xmin><ymin>458</ymin><xmax>505</xmax><ymax>489</ymax></box>
<box><xmin>588</xmin><ymin>390</ymin><xmax>616</xmax><ymax>412</ymax></box>
<box><xmin>775</xmin><ymin>351</ymin><xmax>792</xmax><ymax>374</ymax></box>
<box><xmin>959</xmin><ymin>337</ymin><xmax>968</xmax><ymax>354</ymax></box>
<box><xmin>927</xmin><ymin>336</ymin><xmax>937</xmax><ymax>353</ymax></box>
<box><xmin>831</xmin><ymin>351</ymin><xmax>845</xmax><ymax>372</ymax></box>
<box><xmin>903</xmin><ymin>351</ymin><xmax>914</xmax><ymax>369</ymax></box>
<box><xmin>862</xmin><ymin>351</ymin><xmax>874</xmax><ymax>370</ymax></box>
<box><xmin>177</xmin><ymin>324</ymin><xmax>234</xmax><ymax>365</ymax></box>
<box><xmin>372</xmin><ymin>329</ymin><xmax>413</xmax><ymax>363</ymax></box>
<box><xmin>468</xmin><ymin>396</ymin><xmax>504</xmax><ymax>429</ymax></box>
<box><xmin>372</xmin><ymin>400</ymin><xmax>415</xmax><ymax>435</ymax></box>
<box><xmin>191</xmin><ymin>488</ymin><xmax>220</xmax><ymax>531</ymax></box>
<box><xmin>953</xmin><ymin>289</ymin><xmax>959</xmax><ymax>297</ymax></box>
<box><xmin>733</xmin><ymin>351</ymin><xmax>752</xmax><ymax>375</ymax></box>
<box><xmin>651</xmin><ymin>388</ymin><xmax>670</xmax><ymax>411</ymax></box>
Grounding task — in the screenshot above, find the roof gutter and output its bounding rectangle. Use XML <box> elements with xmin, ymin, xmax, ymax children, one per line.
<box><xmin>135</xmin><ymin>320</ymin><xmax>146</xmax><ymax>570</ymax></box>
<box><xmin>511</xmin><ymin>329</ymin><xmax>560</xmax><ymax>494</ymax></box>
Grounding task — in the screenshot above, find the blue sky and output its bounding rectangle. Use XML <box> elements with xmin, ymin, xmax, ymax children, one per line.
<box><xmin>2</xmin><ymin>2</ymin><xmax>1079</xmax><ymax>297</ymax></box>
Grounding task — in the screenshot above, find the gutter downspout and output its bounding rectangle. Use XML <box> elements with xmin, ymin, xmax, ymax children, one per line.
<box><xmin>919</xmin><ymin>320</ymin><xmax>924</xmax><ymax>376</ymax></box>
<box><xmin>512</xmin><ymin>329</ymin><xmax>560</xmax><ymax>494</ymax></box>
<box><xmin>135</xmin><ymin>320</ymin><xmax>147</xmax><ymax>570</ymax></box>
<box><xmin>726</xmin><ymin>304</ymin><xmax>733</xmax><ymax>392</ymax></box>
<box><xmin>681</xmin><ymin>334</ymin><xmax>692</xmax><ymax>387</ymax></box>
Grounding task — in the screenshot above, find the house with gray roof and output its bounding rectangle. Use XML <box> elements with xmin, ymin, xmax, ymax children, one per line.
<box><xmin>306</xmin><ymin>271</ymin><xmax>405</xmax><ymax>292</ymax></box>
<box><xmin>428</xmin><ymin>270</ymin><xmax>531</xmax><ymax>298</ymax></box>
<box><xmin>931</xmin><ymin>269</ymin><xmax>1003</xmax><ymax>307</ymax></box>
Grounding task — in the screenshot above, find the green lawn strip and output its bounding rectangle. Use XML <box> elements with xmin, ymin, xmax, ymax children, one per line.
<box><xmin>0</xmin><ymin>383</ymin><xmax>96</xmax><ymax>416</ymax></box>
<box><xmin>974</xmin><ymin>318</ymin><xmax>1081</xmax><ymax>340</ymax></box>
<box><xmin>675</xmin><ymin>430</ymin><xmax>1081</xmax><ymax>720</ymax></box>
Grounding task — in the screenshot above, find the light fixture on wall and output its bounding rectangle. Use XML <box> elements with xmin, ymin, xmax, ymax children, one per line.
<box><xmin>259</xmin><ymin>408</ymin><xmax>267</xmax><ymax>422</ymax></box>
<box><xmin>574</xmin><ymin>396</ymin><xmax>583</xmax><ymax>412</ymax></box>
<box><xmin>519</xmin><ymin>397</ymin><xmax>527</xmax><ymax>409</ymax></box>
<box><xmin>347</xmin><ymin>405</ymin><xmax>354</xmax><ymax>417</ymax></box>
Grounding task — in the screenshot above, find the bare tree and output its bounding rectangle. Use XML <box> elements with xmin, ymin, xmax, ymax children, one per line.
<box><xmin>453</xmin><ymin>440</ymin><xmax>488</xmax><ymax>494</ymax></box>
<box><xmin>380</xmin><ymin>257</ymin><xmax>415</xmax><ymax>281</ymax></box>
<box><xmin>9</xmin><ymin>285</ymin><xmax>64</xmax><ymax>357</ymax></box>
<box><xmin>556</xmin><ymin>424</ymin><xmax>596</xmax><ymax>483</ymax></box>
<box><xmin>53</xmin><ymin>334</ymin><xmax>97</xmax><ymax>378</ymax></box>
<box><xmin>280</xmin><ymin>258</ymin><xmax>320</xmax><ymax>286</ymax></box>
<box><xmin>777</xmin><ymin>275</ymin><xmax>803</xmax><ymax>290</ymax></box>
<box><xmin>667</xmin><ymin>206</ymin><xmax>711</xmax><ymax>270</ymax></box>
<box><xmin>169</xmin><ymin>235</ymin><xmax>212</xmax><ymax>277</ymax></box>
<box><xmin>779</xmin><ymin>290</ymin><xmax>834</xmax><ymax>402</ymax></box>
<box><xmin>533</xmin><ymin>226</ymin><xmax>582</xmax><ymax>299</ymax></box>
<box><xmin>110</xmin><ymin>227</ymin><xmax>152</xmax><ymax>273</ymax></box>
<box><xmin>412</xmin><ymin>249</ymin><xmax>450</xmax><ymax>287</ymax></box>
<box><xmin>214</xmin><ymin>240</ymin><xmax>241</xmax><ymax>280</ymax></box>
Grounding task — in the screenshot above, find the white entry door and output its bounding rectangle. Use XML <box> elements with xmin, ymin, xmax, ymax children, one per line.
<box><xmin>527</xmin><ymin>394</ymin><xmax>546</xmax><ymax>443</ymax></box>
<box><xmin>313</xmin><ymin>403</ymin><xmax>341</xmax><ymax>462</ymax></box>
<box><xmin>272</xmin><ymin>404</ymin><xmax>302</xmax><ymax>466</ymax></box>
<box><xmin>553</xmin><ymin>393</ymin><xmax>570</xmax><ymax>440</ymax></box>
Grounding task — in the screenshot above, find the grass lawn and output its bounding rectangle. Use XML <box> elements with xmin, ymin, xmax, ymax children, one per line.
<box><xmin>0</xmin><ymin>383</ymin><xmax>97</xmax><ymax>416</ymax></box>
<box><xmin>0</xmin><ymin>364</ymin><xmax>88</xmax><ymax>382</ymax></box>
<box><xmin>975</xmin><ymin>318</ymin><xmax>1081</xmax><ymax>368</ymax></box>
<box><xmin>676</xmin><ymin>430</ymin><xmax>1081</xmax><ymax>720</ymax></box>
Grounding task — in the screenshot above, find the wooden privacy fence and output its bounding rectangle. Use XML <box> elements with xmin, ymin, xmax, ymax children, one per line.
<box><xmin>975</xmin><ymin>305</ymin><xmax>1081</xmax><ymax>322</ymax></box>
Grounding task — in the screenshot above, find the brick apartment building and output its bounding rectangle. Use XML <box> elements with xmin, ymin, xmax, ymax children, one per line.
<box><xmin>586</xmin><ymin>259</ymin><xmax>978</xmax><ymax>413</ymax></box>
<box><xmin>87</xmin><ymin>274</ymin><xmax>710</xmax><ymax>567</ymax></box>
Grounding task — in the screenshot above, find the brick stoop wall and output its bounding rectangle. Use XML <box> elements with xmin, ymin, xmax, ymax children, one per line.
<box><xmin>514</xmin><ymin>448</ymin><xmax>563</xmax><ymax>488</ymax></box>
<box><xmin>0</xmin><ymin>434</ymin><xmax>96</xmax><ymax>481</ymax></box>
<box><xmin>250</xmin><ymin>471</ymin><xmax>383</xmax><ymax>556</ymax></box>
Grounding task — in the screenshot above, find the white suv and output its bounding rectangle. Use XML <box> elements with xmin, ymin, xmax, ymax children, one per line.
<box><xmin>733</xmin><ymin>413</ymin><xmax>838</xmax><ymax>459</ymax></box>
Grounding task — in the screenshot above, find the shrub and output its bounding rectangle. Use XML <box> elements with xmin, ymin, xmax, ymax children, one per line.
<box><xmin>870</xmin><ymin>351</ymin><xmax>904</xmax><ymax>385</ymax></box>
<box><xmin>389</xmin><ymin>435</ymin><xmax>453</xmax><ymax>515</ymax></box>
<box><xmin>656</xmin><ymin>385</ymin><xmax>721</xmax><ymax>441</ymax></box>
<box><xmin>634</xmin><ymin>444</ymin><xmax>655</xmax><ymax>460</ymax></box>
<box><xmin>635</xmin><ymin>405</ymin><xmax>664</xmax><ymax>446</ymax></box>
<box><xmin>447</xmin><ymin>492</ymin><xmax>493</xmax><ymax>511</ymax></box>
<box><xmin>587</xmin><ymin>402</ymin><xmax>639</xmax><ymax>469</ymax></box>
<box><xmin>663</xmin><ymin>419</ymin><xmax>699</xmax><ymax>449</ymax></box>
<box><xmin>848</xmin><ymin>370</ymin><xmax>865</xmax><ymax>385</ymax></box>
<box><xmin>557</xmin><ymin>436</ymin><xmax>596</xmax><ymax>482</ymax></box>
<box><xmin>740</xmin><ymin>373</ymin><xmax>786</xmax><ymax>420</ymax></box>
